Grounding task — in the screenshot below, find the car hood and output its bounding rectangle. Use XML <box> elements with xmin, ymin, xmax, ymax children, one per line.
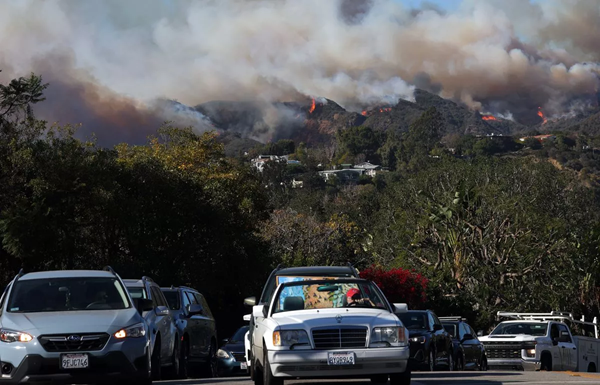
<box><xmin>479</xmin><ymin>335</ymin><xmax>538</xmax><ymax>342</ymax></box>
<box><xmin>272</xmin><ymin>308</ymin><xmax>399</xmax><ymax>329</ymax></box>
<box><xmin>221</xmin><ymin>342</ymin><xmax>245</xmax><ymax>353</ymax></box>
<box><xmin>405</xmin><ymin>329</ymin><xmax>430</xmax><ymax>337</ymax></box>
<box><xmin>1</xmin><ymin>308</ymin><xmax>143</xmax><ymax>335</ymax></box>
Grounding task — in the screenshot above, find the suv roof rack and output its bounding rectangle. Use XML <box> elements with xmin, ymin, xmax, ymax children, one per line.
<box><xmin>103</xmin><ymin>266</ymin><xmax>116</xmax><ymax>275</ymax></box>
<box><xmin>439</xmin><ymin>316</ymin><xmax>467</xmax><ymax>322</ymax></box>
<box><xmin>141</xmin><ymin>276</ymin><xmax>155</xmax><ymax>283</ymax></box>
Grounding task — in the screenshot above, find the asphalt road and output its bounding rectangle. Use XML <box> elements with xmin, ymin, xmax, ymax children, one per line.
<box><xmin>157</xmin><ymin>371</ymin><xmax>600</xmax><ymax>384</ymax></box>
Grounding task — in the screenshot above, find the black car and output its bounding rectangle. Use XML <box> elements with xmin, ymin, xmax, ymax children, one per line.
<box><xmin>395</xmin><ymin>309</ymin><xmax>454</xmax><ymax>371</ymax></box>
<box><xmin>161</xmin><ymin>286</ymin><xmax>218</xmax><ymax>379</ymax></box>
<box><xmin>440</xmin><ymin>317</ymin><xmax>487</xmax><ymax>371</ymax></box>
<box><xmin>217</xmin><ymin>325</ymin><xmax>250</xmax><ymax>376</ymax></box>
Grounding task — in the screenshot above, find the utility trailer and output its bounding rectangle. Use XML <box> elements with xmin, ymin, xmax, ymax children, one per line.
<box><xmin>479</xmin><ymin>311</ymin><xmax>600</xmax><ymax>372</ymax></box>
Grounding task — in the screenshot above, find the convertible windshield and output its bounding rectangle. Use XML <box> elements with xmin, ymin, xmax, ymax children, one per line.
<box><xmin>490</xmin><ymin>322</ymin><xmax>548</xmax><ymax>336</ymax></box>
<box><xmin>7</xmin><ymin>278</ymin><xmax>130</xmax><ymax>313</ymax></box>
<box><xmin>273</xmin><ymin>280</ymin><xmax>388</xmax><ymax>313</ymax></box>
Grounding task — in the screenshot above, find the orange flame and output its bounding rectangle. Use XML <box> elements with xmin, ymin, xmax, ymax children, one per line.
<box><xmin>361</xmin><ymin>107</ymin><xmax>391</xmax><ymax>116</ymax></box>
<box><xmin>361</xmin><ymin>110</ymin><xmax>368</xmax><ymax>116</ymax></box>
<box><xmin>537</xmin><ymin>107</ymin><xmax>547</xmax><ymax>125</ymax></box>
<box><xmin>309</xmin><ymin>99</ymin><xmax>316</xmax><ymax>114</ymax></box>
<box><xmin>482</xmin><ymin>115</ymin><xmax>497</xmax><ymax>121</ymax></box>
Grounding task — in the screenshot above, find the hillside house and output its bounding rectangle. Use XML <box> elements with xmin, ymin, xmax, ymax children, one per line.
<box><xmin>519</xmin><ymin>134</ymin><xmax>556</xmax><ymax>142</ymax></box>
<box><xmin>353</xmin><ymin>162</ymin><xmax>382</xmax><ymax>176</ymax></box>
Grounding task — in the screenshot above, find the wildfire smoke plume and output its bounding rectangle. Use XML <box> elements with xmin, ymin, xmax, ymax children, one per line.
<box><xmin>1</xmin><ymin>0</ymin><xmax>600</xmax><ymax>145</ymax></box>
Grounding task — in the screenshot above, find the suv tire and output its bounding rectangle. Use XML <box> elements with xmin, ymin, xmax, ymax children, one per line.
<box><xmin>151</xmin><ymin>342</ymin><xmax>162</xmax><ymax>381</ymax></box>
<box><xmin>263</xmin><ymin>350</ymin><xmax>283</xmax><ymax>385</ymax></box>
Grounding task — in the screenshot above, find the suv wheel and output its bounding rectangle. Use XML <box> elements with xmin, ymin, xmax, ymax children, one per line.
<box><xmin>263</xmin><ymin>349</ymin><xmax>283</xmax><ymax>385</ymax></box>
<box><xmin>178</xmin><ymin>339</ymin><xmax>190</xmax><ymax>379</ymax></box>
<box><xmin>201</xmin><ymin>341</ymin><xmax>218</xmax><ymax>378</ymax></box>
<box><xmin>151</xmin><ymin>342</ymin><xmax>162</xmax><ymax>381</ymax></box>
<box><xmin>165</xmin><ymin>338</ymin><xmax>180</xmax><ymax>379</ymax></box>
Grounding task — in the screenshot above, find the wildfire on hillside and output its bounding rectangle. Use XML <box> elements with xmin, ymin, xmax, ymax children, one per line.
<box><xmin>537</xmin><ymin>107</ymin><xmax>548</xmax><ymax>125</ymax></box>
<box><xmin>309</xmin><ymin>99</ymin><xmax>316</xmax><ymax>114</ymax></box>
<box><xmin>361</xmin><ymin>107</ymin><xmax>392</xmax><ymax>116</ymax></box>
<box><xmin>481</xmin><ymin>115</ymin><xmax>497</xmax><ymax>121</ymax></box>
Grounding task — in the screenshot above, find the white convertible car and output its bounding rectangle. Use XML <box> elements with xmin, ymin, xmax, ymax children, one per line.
<box><xmin>250</xmin><ymin>278</ymin><xmax>411</xmax><ymax>385</ymax></box>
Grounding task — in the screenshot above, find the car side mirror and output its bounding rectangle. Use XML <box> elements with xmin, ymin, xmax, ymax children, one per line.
<box><xmin>134</xmin><ymin>298</ymin><xmax>154</xmax><ymax>314</ymax></box>
<box><xmin>244</xmin><ymin>296</ymin><xmax>257</xmax><ymax>306</ymax></box>
<box><xmin>433</xmin><ymin>324</ymin><xmax>443</xmax><ymax>331</ymax></box>
<box><xmin>221</xmin><ymin>338</ymin><xmax>229</xmax><ymax>345</ymax></box>
<box><xmin>243</xmin><ymin>314</ymin><xmax>251</xmax><ymax>322</ymax></box>
<box><xmin>188</xmin><ymin>304</ymin><xmax>203</xmax><ymax>316</ymax></box>
<box><xmin>462</xmin><ymin>333</ymin><xmax>474</xmax><ymax>342</ymax></box>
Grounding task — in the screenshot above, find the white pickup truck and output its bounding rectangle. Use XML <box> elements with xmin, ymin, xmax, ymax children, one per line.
<box><xmin>479</xmin><ymin>311</ymin><xmax>600</xmax><ymax>372</ymax></box>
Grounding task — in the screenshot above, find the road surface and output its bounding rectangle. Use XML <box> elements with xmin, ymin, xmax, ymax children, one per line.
<box><xmin>157</xmin><ymin>371</ymin><xmax>600</xmax><ymax>384</ymax></box>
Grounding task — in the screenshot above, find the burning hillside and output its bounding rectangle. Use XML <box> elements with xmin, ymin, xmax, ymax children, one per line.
<box><xmin>1</xmin><ymin>0</ymin><xmax>600</xmax><ymax>145</ymax></box>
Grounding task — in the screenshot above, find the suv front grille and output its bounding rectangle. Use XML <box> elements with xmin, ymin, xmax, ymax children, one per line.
<box><xmin>38</xmin><ymin>333</ymin><xmax>110</xmax><ymax>352</ymax></box>
<box><xmin>312</xmin><ymin>327</ymin><xmax>367</xmax><ymax>349</ymax></box>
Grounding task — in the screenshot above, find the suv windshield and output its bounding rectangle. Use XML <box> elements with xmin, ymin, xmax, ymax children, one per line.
<box><xmin>397</xmin><ymin>312</ymin><xmax>428</xmax><ymax>329</ymax></box>
<box><xmin>7</xmin><ymin>277</ymin><xmax>130</xmax><ymax>312</ymax></box>
<box><xmin>490</xmin><ymin>322</ymin><xmax>548</xmax><ymax>336</ymax></box>
<box><xmin>230</xmin><ymin>326</ymin><xmax>249</xmax><ymax>343</ymax></box>
<box><xmin>273</xmin><ymin>280</ymin><xmax>388</xmax><ymax>313</ymax></box>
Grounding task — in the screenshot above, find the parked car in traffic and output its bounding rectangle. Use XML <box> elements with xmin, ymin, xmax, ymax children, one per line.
<box><xmin>160</xmin><ymin>285</ymin><xmax>218</xmax><ymax>378</ymax></box>
<box><xmin>394</xmin><ymin>308</ymin><xmax>455</xmax><ymax>371</ymax></box>
<box><xmin>439</xmin><ymin>316</ymin><xmax>487</xmax><ymax>371</ymax></box>
<box><xmin>243</xmin><ymin>263</ymin><xmax>361</xmax><ymax>372</ymax></box>
<box><xmin>251</xmin><ymin>278</ymin><xmax>412</xmax><ymax>385</ymax></box>
<box><xmin>0</xmin><ymin>267</ymin><xmax>152</xmax><ymax>384</ymax></box>
<box><xmin>124</xmin><ymin>276</ymin><xmax>178</xmax><ymax>380</ymax></box>
<box><xmin>217</xmin><ymin>325</ymin><xmax>249</xmax><ymax>376</ymax></box>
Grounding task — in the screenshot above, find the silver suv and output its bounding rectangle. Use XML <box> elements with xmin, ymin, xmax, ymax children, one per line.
<box><xmin>123</xmin><ymin>276</ymin><xmax>178</xmax><ymax>380</ymax></box>
<box><xmin>0</xmin><ymin>267</ymin><xmax>151</xmax><ymax>384</ymax></box>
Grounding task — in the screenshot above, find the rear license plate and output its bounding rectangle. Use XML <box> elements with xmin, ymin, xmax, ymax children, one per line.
<box><xmin>241</xmin><ymin>362</ymin><xmax>248</xmax><ymax>370</ymax></box>
<box><xmin>60</xmin><ymin>353</ymin><xmax>89</xmax><ymax>369</ymax></box>
<box><xmin>327</xmin><ymin>352</ymin><xmax>355</xmax><ymax>365</ymax></box>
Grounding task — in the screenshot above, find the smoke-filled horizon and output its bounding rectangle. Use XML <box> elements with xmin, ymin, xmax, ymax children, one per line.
<box><xmin>1</xmin><ymin>0</ymin><xmax>599</xmax><ymax>145</ymax></box>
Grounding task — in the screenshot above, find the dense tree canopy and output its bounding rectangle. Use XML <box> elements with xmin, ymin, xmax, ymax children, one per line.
<box><xmin>2</xmin><ymin>72</ymin><xmax>600</xmax><ymax>334</ymax></box>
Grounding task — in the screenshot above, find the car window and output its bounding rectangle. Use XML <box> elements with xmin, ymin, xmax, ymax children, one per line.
<box><xmin>432</xmin><ymin>313</ymin><xmax>442</xmax><ymax>327</ymax></box>
<box><xmin>196</xmin><ymin>293</ymin><xmax>214</xmax><ymax>319</ymax></box>
<box><xmin>398</xmin><ymin>312</ymin><xmax>429</xmax><ymax>329</ymax></box>
<box><xmin>162</xmin><ymin>290</ymin><xmax>180</xmax><ymax>310</ymax></box>
<box><xmin>551</xmin><ymin>324</ymin><xmax>560</xmax><ymax>339</ymax></box>
<box><xmin>443</xmin><ymin>323</ymin><xmax>457</xmax><ymax>337</ymax></box>
<box><xmin>459</xmin><ymin>323</ymin><xmax>468</xmax><ymax>340</ymax></box>
<box><xmin>182</xmin><ymin>290</ymin><xmax>191</xmax><ymax>310</ymax></box>
<box><xmin>558</xmin><ymin>324</ymin><xmax>572</xmax><ymax>343</ymax></box>
<box><xmin>127</xmin><ymin>287</ymin><xmax>147</xmax><ymax>299</ymax></box>
<box><xmin>428</xmin><ymin>313</ymin><xmax>435</xmax><ymax>330</ymax></box>
<box><xmin>8</xmin><ymin>277</ymin><xmax>130</xmax><ymax>312</ymax></box>
<box><xmin>151</xmin><ymin>286</ymin><xmax>168</xmax><ymax>307</ymax></box>
<box><xmin>186</xmin><ymin>291</ymin><xmax>199</xmax><ymax>305</ymax></box>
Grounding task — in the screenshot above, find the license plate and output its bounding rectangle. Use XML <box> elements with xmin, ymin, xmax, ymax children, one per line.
<box><xmin>241</xmin><ymin>362</ymin><xmax>248</xmax><ymax>370</ymax></box>
<box><xmin>327</xmin><ymin>352</ymin><xmax>355</xmax><ymax>365</ymax></box>
<box><xmin>60</xmin><ymin>354</ymin><xmax>89</xmax><ymax>369</ymax></box>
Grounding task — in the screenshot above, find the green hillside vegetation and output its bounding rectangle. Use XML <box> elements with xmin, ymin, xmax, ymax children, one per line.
<box><xmin>2</xmin><ymin>72</ymin><xmax>600</xmax><ymax>334</ymax></box>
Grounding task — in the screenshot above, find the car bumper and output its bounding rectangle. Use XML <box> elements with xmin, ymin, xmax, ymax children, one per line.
<box><xmin>268</xmin><ymin>347</ymin><xmax>410</xmax><ymax>378</ymax></box>
<box><xmin>0</xmin><ymin>337</ymin><xmax>149</xmax><ymax>384</ymax></box>
<box><xmin>487</xmin><ymin>358</ymin><xmax>540</xmax><ymax>371</ymax></box>
<box><xmin>217</xmin><ymin>357</ymin><xmax>248</xmax><ymax>375</ymax></box>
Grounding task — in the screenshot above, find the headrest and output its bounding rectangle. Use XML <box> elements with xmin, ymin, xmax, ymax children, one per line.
<box><xmin>283</xmin><ymin>296</ymin><xmax>305</xmax><ymax>311</ymax></box>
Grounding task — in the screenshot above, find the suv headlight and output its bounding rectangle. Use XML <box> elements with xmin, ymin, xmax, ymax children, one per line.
<box><xmin>372</xmin><ymin>327</ymin><xmax>408</xmax><ymax>347</ymax></box>
<box><xmin>114</xmin><ymin>323</ymin><xmax>146</xmax><ymax>339</ymax></box>
<box><xmin>217</xmin><ymin>349</ymin><xmax>231</xmax><ymax>358</ymax></box>
<box><xmin>273</xmin><ymin>330</ymin><xmax>310</xmax><ymax>347</ymax></box>
<box><xmin>0</xmin><ymin>329</ymin><xmax>33</xmax><ymax>343</ymax></box>
<box><xmin>410</xmin><ymin>336</ymin><xmax>426</xmax><ymax>343</ymax></box>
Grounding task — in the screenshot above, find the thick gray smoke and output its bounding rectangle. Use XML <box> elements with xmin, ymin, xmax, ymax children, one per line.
<box><xmin>0</xmin><ymin>0</ymin><xmax>599</xmax><ymax>144</ymax></box>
